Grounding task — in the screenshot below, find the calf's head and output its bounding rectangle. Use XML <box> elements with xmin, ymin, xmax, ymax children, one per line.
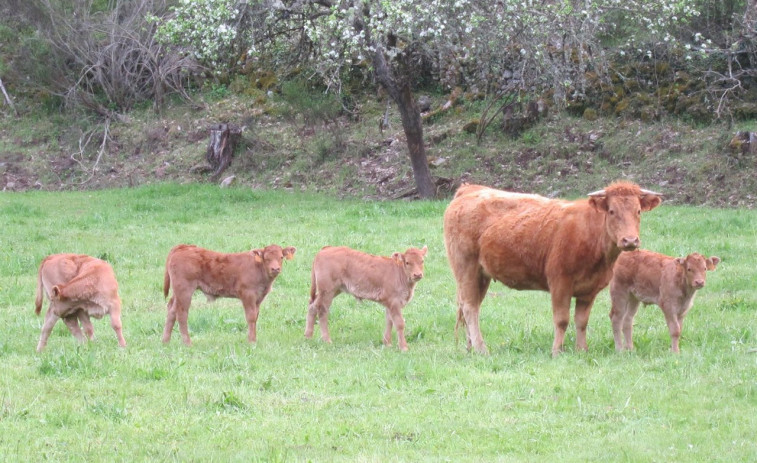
<box><xmin>393</xmin><ymin>246</ymin><xmax>428</xmax><ymax>282</ymax></box>
<box><xmin>588</xmin><ymin>182</ymin><xmax>662</xmax><ymax>251</ymax></box>
<box><xmin>677</xmin><ymin>253</ymin><xmax>720</xmax><ymax>289</ymax></box>
<box><xmin>253</xmin><ymin>244</ymin><xmax>296</xmax><ymax>278</ymax></box>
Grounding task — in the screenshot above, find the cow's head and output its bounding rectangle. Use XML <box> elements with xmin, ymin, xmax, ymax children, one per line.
<box><xmin>393</xmin><ymin>246</ymin><xmax>428</xmax><ymax>282</ymax></box>
<box><xmin>588</xmin><ymin>182</ymin><xmax>662</xmax><ymax>251</ymax></box>
<box><xmin>676</xmin><ymin>253</ymin><xmax>720</xmax><ymax>289</ymax></box>
<box><xmin>252</xmin><ymin>244</ymin><xmax>296</xmax><ymax>278</ymax></box>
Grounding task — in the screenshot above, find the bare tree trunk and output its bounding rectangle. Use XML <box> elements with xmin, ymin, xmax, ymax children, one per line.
<box><xmin>206</xmin><ymin>123</ymin><xmax>242</xmax><ymax>180</ymax></box>
<box><xmin>0</xmin><ymin>76</ymin><xmax>18</xmax><ymax>116</ymax></box>
<box><xmin>372</xmin><ymin>46</ymin><xmax>435</xmax><ymax>199</ymax></box>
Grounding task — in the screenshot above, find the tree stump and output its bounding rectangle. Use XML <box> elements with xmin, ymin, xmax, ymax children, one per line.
<box><xmin>206</xmin><ymin>123</ymin><xmax>242</xmax><ymax>180</ymax></box>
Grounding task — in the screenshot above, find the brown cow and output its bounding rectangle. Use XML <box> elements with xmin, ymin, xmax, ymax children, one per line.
<box><xmin>34</xmin><ymin>254</ymin><xmax>126</xmax><ymax>352</ymax></box>
<box><xmin>304</xmin><ymin>245</ymin><xmax>427</xmax><ymax>351</ymax></box>
<box><xmin>610</xmin><ymin>250</ymin><xmax>720</xmax><ymax>353</ymax></box>
<box><xmin>443</xmin><ymin>182</ymin><xmax>662</xmax><ymax>356</ymax></box>
<box><xmin>162</xmin><ymin>244</ymin><xmax>296</xmax><ymax>345</ymax></box>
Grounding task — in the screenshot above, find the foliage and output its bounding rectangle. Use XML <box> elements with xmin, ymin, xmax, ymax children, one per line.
<box><xmin>0</xmin><ymin>185</ymin><xmax>755</xmax><ymax>460</ymax></box>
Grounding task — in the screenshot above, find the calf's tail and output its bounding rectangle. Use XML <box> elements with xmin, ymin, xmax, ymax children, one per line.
<box><xmin>308</xmin><ymin>267</ymin><xmax>317</xmax><ymax>304</ymax></box>
<box><xmin>163</xmin><ymin>257</ymin><xmax>171</xmax><ymax>299</ymax></box>
<box><xmin>34</xmin><ymin>261</ymin><xmax>45</xmax><ymax>315</ymax></box>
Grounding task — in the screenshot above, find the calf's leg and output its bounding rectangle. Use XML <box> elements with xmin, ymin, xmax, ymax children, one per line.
<box><xmin>77</xmin><ymin>310</ymin><xmax>95</xmax><ymax>340</ymax></box>
<box><xmin>242</xmin><ymin>295</ymin><xmax>260</xmax><ymax>343</ymax></box>
<box><xmin>662</xmin><ymin>305</ymin><xmax>682</xmax><ymax>353</ymax></box>
<box><xmin>63</xmin><ymin>313</ymin><xmax>87</xmax><ymax>343</ymax></box>
<box><xmin>108</xmin><ymin>301</ymin><xmax>126</xmax><ymax>348</ymax></box>
<box><xmin>383</xmin><ymin>309</ymin><xmax>393</xmax><ymax>347</ymax></box>
<box><xmin>37</xmin><ymin>309</ymin><xmax>60</xmax><ymax>352</ymax></box>
<box><xmin>162</xmin><ymin>296</ymin><xmax>177</xmax><ymax>343</ymax></box>
<box><xmin>622</xmin><ymin>298</ymin><xmax>641</xmax><ymax>350</ymax></box>
<box><xmin>388</xmin><ymin>305</ymin><xmax>408</xmax><ymax>351</ymax></box>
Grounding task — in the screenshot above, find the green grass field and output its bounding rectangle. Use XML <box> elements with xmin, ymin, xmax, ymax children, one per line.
<box><xmin>1</xmin><ymin>184</ymin><xmax>755</xmax><ymax>461</ymax></box>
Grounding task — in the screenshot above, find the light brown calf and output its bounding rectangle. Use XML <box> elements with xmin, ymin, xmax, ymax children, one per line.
<box><xmin>162</xmin><ymin>244</ymin><xmax>296</xmax><ymax>345</ymax></box>
<box><xmin>34</xmin><ymin>254</ymin><xmax>126</xmax><ymax>352</ymax></box>
<box><xmin>305</xmin><ymin>246</ymin><xmax>427</xmax><ymax>351</ymax></box>
<box><xmin>610</xmin><ymin>250</ymin><xmax>720</xmax><ymax>353</ymax></box>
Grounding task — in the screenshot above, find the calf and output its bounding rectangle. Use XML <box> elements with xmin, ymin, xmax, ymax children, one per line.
<box><xmin>162</xmin><ymin>244</ymin><xmax>296</xmax><ymax>345</ymax></box>
<box><xmin>305</xmin><ymin>246</ymin><xmax>427</xmax><ymax>351</ymax></box>
<box><xmin>34</xmin><ymin>254</ymin><xmax>126</xmax><ymax>352</ymax></box>
<box><xmin>610</xmin><ymin>250</ymin><xmax>720</xmax><ymax>353</ymax></box>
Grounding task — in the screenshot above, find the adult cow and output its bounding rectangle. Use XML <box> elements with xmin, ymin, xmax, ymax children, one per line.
<box><xmin>443</xmin><ymin>181</ymin><xmax>662</xmax><ymax>356</ymax></box>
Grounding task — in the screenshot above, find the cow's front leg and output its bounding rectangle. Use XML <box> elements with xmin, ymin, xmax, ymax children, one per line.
<box><xmin>63</xmin><ymin>313</ymin><xmax>87</xmax><ymax>343</ymax></box>
<box><xmin>37</xmin><ymin>309</ymin><xmax>61</xmax><ymax>352</ymax></box>
<box><xmin>549</xmin><ymin>283</ymin><xmax>573</xmax><ymax>357</ymax></box>
<box><xmin>242</xmin><ymin>295</ymin><xmax>260</xmax><ymax>343</ymax></box>
<box><xmin>574</xmin><ymin>295</ymin><xmax>597</xmax><ymax>352</ymax></box>
<box><xmin>662</xmin><ymin>305</ymin><xmax>682</xmax><ymax>353</ymax></box>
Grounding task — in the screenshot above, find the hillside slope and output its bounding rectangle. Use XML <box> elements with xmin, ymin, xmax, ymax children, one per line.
<box><xmin>1</xmin><ymin>92</ymin><xmax>755</xmax><ymax>207</ymax></box>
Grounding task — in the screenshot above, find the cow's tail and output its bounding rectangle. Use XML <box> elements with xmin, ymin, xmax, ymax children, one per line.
<box><xmin>34</xmin><ymin>259</ymin><xmax>45</xmax><ymax>315</ymax></box>
<box><xmin>163</xmin><ymin>255</ymin><xmax>171</xmax><ymax>299</ymax></box>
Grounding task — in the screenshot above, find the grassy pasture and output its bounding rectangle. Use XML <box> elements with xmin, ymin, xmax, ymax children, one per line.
<box><xmin>0</xmin><ymin>184</ymin><xmax>755</xmax><ymax>462</ymax></box>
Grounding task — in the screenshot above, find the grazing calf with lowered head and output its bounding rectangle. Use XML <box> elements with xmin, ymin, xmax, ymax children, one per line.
<box><xmin>163</xmin><ymin>244</ymin><xmax>296</xmax><ymax>345</ymax></box>
<box><xmin>34</xmin><ymin>254</ymin><xmax>126</xmax><ymax>352</ymax></box>
<box><xmin>305</xmin><ymin>245</ymin><xmax>427</xmax><ymax>351</ymax></box>
<box><xmin>610</xmin><ymin>250</ymin><xmax>720</xmax><ymax>353</ymax></box>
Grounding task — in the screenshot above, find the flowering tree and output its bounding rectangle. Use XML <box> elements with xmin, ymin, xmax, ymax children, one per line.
<box><xmin>154</xmin><ymin>0</ymin><xmax>707</xmax><ymax>195</ymax></box>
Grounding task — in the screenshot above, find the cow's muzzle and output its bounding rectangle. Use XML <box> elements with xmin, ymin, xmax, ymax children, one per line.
<box><xmin>412</xmin><ymin>273</ymin><xmax>423</xmax><ymax>281</ymax></box>
<box><xmin>692</xmin><ymin>280</ymin><xmax>705</xmax><ymax>289</ymax></box>
<box><xmin>619</xmin><ymin>236</ymin><xmax>640</xmax><ymax>251</ymax></box>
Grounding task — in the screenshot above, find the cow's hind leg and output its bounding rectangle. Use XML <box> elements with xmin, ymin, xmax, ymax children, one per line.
<box><xmin>37</xmin><ymin>309</ymin><xmax>60</xmax><ymax>352</ymax></box>
<box><xmin>455</xmin><ymin>268</ymin><xmax>491</xmax><ymax>354</ymax></box>
<box><xmin>63</xmin><ymin>313</ymin><xmax>87</xmax><ymax>343</ymax></box>
<box><xmin>170</xmin><ymin>291</ymin><xmax>193</xmax><ymax>346</ymax></box>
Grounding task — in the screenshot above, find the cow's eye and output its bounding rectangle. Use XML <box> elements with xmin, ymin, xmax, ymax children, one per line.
<box><xmin>637</xmin><ymin>209</ymin><xmax>641</xmax><ymax>215</ymax></box>
<box><xmin>609</xmin><ymin>209</ymin><xmax>615</xmax><ymax>215</ymax></box>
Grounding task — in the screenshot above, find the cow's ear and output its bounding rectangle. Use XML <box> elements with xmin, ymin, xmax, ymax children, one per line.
<box><xmin>252</xmin><ymin>249</ymin><xmax>264</xmax><ymax>263</ymax></box>
<box><xmin>640</xmin><ymin>194</ymin><xmax>662</xmax><ymax>212</ymax></box>
<box><xmin>706</xmin><ymin>256</ymin><xmax>720</xmax><ymax>270</ymax></box>
<box><xmin>675</xmin><ymin>257</ymin><xmax>685</xmax><ymax>265</ymax></box>
<box><xmin>588</xmin><ymin>196</ymin><xmax>609</xmax><ymax>212</ymax></box>
<box><xmin>52</xmin><ymin>285</ymin><xmax>62</xmax><ymax>300</ymax></box>
<box><xmin>392</xmin><ymin>252</ymin><xmax>403</xmax><ymax>264</ymax></box>
<box><xmin>421</xmin><ymin>245</ymin><xmax>428</xmax><ymax>256</ymax></box>
<box><xmin>283</xmin><ymin>246</ymin><xmax>296</xmax><ymax>260</ymax></box>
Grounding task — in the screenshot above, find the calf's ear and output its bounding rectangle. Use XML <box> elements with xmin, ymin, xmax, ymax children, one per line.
<box><xmin>421</xmin><ymin>245</ymin><xmax>428</xmax><ymax>256</ymax></box>
<box><xmin>392</xmin><ymin>252</ymin><xmax>403</xmax><ymax>264</ymax></box>
<box><xmin>52</xmin><ymin>285</ymin><xmax>62</xmax><ymax>300</ymax></box>
<box><xmin>251</xmin><ymin>249</ymin><xmax>264</xmax><ymax>263</ymax></box>
<box><xmin>283</xmin><ymin>246</ymin><xmax>296</xmax><ymax>260</ymax></box>
<box><xmin>675</xmin><ymin>257</ymin><xmax>685</xmax><ymax>265</ymax></box>
<box><xmin>706</xmin><ymin>256</ymin><xmax>720</xmax><ymax>270</ymax></box>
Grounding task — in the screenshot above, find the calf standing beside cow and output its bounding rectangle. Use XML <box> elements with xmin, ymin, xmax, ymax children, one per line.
<box><xmin>31</xmin><ymin>180</ymin><xmax>719</xmax><ymax>354</ymax></box>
